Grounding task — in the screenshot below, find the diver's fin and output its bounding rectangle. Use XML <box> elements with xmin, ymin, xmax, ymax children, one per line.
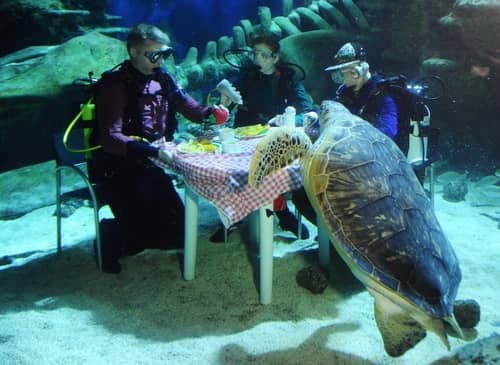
<box><xmin>248</xmin><ymin>127</ymin><xmax>311</xmax><ymax>187</ymax></box>
<box><xmin>374</xmin><ymin>299</ymin><xmax>427</xmax><ymax>357</ymax></box>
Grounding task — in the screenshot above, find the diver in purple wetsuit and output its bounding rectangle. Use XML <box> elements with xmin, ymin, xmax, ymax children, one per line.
<box><xmin>89</xmin><ymin>24</ymin><xmax>228</xmax><ymax>273</ymax></box>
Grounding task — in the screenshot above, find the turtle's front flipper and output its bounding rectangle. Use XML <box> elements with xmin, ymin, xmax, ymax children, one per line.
<box><xmin>374</xmin><ymin>299</ymin><xmax>427</xmax><ymax>357</ymax></box>
<box><xmin>248</xmin><ymin>127</ymin><xmax>312</xmax><ymax>187</ymax></box>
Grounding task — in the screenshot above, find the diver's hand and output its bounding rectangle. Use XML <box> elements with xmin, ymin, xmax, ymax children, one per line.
<box><xmin>158</xmin><ymin>149</ymin><xmax>174</xmax><ymax>165</ymax></box>
<box><xmin>210</xmin><ymin>105</ymin><xmax>230</xmax><ymax>124</ymax></box>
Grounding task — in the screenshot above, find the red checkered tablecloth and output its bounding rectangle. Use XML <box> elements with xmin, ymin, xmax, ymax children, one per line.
<box><xmin>151</xmin><ymin>137</ymin><xmax>303</xmax><ymax>227</ymax></box>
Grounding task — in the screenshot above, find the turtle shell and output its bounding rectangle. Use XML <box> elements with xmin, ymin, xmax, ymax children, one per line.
<box><xmin>303</xmin><ymin>101</ymin><xmax>461</xmax><ymax>318</ymax></box>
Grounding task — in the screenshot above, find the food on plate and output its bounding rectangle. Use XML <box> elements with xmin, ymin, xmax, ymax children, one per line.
<box><xmin>235</xmin><ymin>124</ymin><xmax>270</xmax><ymax>138</ymax></box>
<box><xmin>177</xmin><ymin>139</ymin><xmax>219</xmax><ymax>153</ymax></box>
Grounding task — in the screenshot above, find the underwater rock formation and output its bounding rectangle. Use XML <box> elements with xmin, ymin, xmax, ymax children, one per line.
<box><xmin>0</xmin><ymin>32</ymin><xmax>127</xmax><ymax>172</ymax></box>
<box><xmin>0</xmin><ymin>0</ymin><xmax>373</xmax><ymax>171</ymax></box>
<box><xmin>0</xmin><ymin>0</ymin><xmax>121</xmax><ymax>57</ymax></box>
<box><xmin>429</xmin><ymin>334</ymin><xmax>500</xmax><ymax>365</ymax></box>
<box><xmin>438</xmin><ymin>0</ymin><xmax>500</xmax><ymax>69</ymax></box>
<box><xmin>1</xmin><ymin>0</ymin><xmax>499</xmax><ymax>173</ymax></box>
<box><xmin>167</xmin><ymin>0</ymin><xmax>371</xmax><ymax>90</ymax></box>
<box><xmin>443</xmin><ymin>181</ymin><xmax>469</xmax><ymax>202</ymax></box>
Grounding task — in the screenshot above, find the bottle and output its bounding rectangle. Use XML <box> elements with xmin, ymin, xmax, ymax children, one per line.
<box><xmin>283</xmin><ymin>106</ymin><xmax>296</xmax><ymax>127</ymax></box>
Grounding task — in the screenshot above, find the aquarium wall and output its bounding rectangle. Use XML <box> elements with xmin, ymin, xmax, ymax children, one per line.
<box><xmin>0</xmin><ymin>0</ymin><xmax>498</xmax><ymax>174</ymax></box>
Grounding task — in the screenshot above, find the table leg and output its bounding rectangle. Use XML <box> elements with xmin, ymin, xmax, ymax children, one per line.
<box><xmin>259</xmin><ymin>204</ymin><xmax>273</xmax><ymax>305</ymax></box>
<box><xmin>184</xmin><ymin>184</ymin><xmax>199</xmax><ymax>280</ymax></box>
<box><xmin>317</xmin><ymin>218</ymin><xmax>330</xmax><ymax>268</ymax></box>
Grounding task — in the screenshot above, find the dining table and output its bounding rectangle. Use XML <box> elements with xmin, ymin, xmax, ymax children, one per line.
<box><xmin>151</xmin><ymin>129</ymin><xmax>330</xmax><ymax>304</ymax></box>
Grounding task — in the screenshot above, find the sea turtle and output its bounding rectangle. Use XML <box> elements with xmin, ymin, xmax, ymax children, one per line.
<box><xmin>248</xmin><ymin>100</ymin><xmax>472</xmax><ymax>357</ymax></box>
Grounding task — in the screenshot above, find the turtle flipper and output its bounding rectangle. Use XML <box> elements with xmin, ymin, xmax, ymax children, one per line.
<box><xmin>374</xmin><ymin>299</ymin><xmax>427</xmax><ymax>357</ymax></box>
<box><xmin>248</xmin><ymin>127</ymin><xmax>312</xmax><ymax>187</ymax></box>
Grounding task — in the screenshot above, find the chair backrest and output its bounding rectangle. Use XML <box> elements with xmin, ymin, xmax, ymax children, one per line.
<box><xmin>52</xmin><ymin>129</ymin><xmax>87</xmax><ymax>167</ymax></box>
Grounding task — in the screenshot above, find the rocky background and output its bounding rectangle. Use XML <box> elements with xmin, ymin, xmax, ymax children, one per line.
<box><xmin>0</xmin><ymin>0</ymin><xmax>499</xmax><ymax>174</ymax></box>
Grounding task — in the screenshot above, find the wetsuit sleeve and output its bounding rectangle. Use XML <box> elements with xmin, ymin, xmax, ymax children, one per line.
<box><xmin>373</xmin><ymin>94</ymin><xmax>398</xmax><ymax>139</ymax></box>
<box><xmin>158</xmin><ymin>71</ymin><xmax>212</xmax><ymax>122</ymax></box>
<box><xmin>291</xmin><ymin>80</ymin><xmax>314</xmax><ymax>113</ymax></box>
<box><xmin>175</xmin><ymin>92</ymin><xmax>213</xmax><ymax>122</ymax></box>
<box><xmin>126</xmin><ymin>140</ymin><xmax>159</xmax><ymax>159</ymax></box>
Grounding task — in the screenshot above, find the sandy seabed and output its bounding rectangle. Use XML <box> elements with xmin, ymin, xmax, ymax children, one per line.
<box><xmin>1</xmin><ymin>187</ymin><xmax>499</xmax><ymax>365</ymax></box>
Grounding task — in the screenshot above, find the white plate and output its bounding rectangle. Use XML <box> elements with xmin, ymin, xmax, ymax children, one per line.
<box><xmin>234</xmin><ymin>124</ymin><xmax>270</xmax><ymax>139</ymax></box>
<box><xmin>221</xmin><ymin>141</ymin><xmax>244</xmax><ymax>153</ymax></box>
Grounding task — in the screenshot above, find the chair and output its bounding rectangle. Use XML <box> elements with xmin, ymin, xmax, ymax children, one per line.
<box><xmin>53</xmin><ymin>129</ymin><xmax>107</xmax><ymax>271</ymax></box>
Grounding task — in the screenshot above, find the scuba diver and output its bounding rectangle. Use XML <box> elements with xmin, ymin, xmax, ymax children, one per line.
<box><xmin>89</xmin><ymin>23</ymin><xmax>228</xmax><ymax>273</ymax></box>
<box><xmin>226</xmin><ymin>34</ymin><xmax>314</xmax><ymax>127</ymax></box>
<box><xmin>211</xmin><ymin>34</ymin><xmax>315</xmax><ymax>242</ymax></box>
<box><xmin>293</xmin><ymin>41</ymin><xmax>443</xmax><ymax>226</ymax></box>
<box><xmin>326</xmin><ymin>42</ymin><xmax>402</xmax><ymax>145</ymax></box>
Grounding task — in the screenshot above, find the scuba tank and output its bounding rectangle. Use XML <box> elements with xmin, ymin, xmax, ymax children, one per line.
<box><xmin>406</xmin><ymin>105</ymin><xmax>431</xmax><ymax>167</ymax></box>
<box><xmin>64</xmin><ymin>72</ymin><xmax>100</xmax><ymax>159</ymax></box>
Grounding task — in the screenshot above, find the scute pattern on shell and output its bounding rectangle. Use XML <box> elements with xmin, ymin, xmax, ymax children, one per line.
<box><xmin>248</xmin><ymin>126</ymin><xmax>312</xmax><ymax>188</ymax></box>
<box><xmin>304</xmin><ymin>101</ymin><xmax>461</xmax><ymax>318</ymax></box>
<box><xmin>248</xmin><ymin>101</ymin><xmax>462</xmax><ymax>319</ymax></box>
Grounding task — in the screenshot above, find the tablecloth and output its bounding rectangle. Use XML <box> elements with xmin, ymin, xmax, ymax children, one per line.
<box><xmin>151</xmin><ymin>136</ymin><xmax>303</xmax><ymax>227</ymax></box>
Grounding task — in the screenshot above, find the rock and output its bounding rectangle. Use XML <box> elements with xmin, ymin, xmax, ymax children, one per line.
<box><xmin>443</xmin><ymin>181</ymin><xmax>468</xmax><ymax>202</ymax></box>
<box><xmin>454</xmin><ymin>299</ymin><xmax>481</xmax><ymax>329</ymax></box>
<box><xmin>0</xmin><ymin>31</ymin><xmax>127</xmax><ymax>99</ymax></box>
<box><xmin>296</xmin><ymin>266</ymin><xmax>329</xmax><ymax>294</ymax></box>
<box><xmin>57</xmin><ymin>198</ymin><xmax>88</xmax><ymax>218</ymax></box>
<box><xmin>0</xmin><ymin>32</ymin><xmax>128</xmax><ymax>172</ymax></box>
<box><xmin>439</xmin><ymin>0</ymin><xmax>500</xmax><ymax>67</ymax></box>
<box><xmin>0</xmin><ymin>45</ymin><xmax>57</xmax><ymax>67</ymax></box>
<box><xmin>0</xmin><ymin>256</ymin><xmax>13</xmax><ymax>266</ymax></box>
<box><xmin>430</xmin><ymin>334</ymin><xmax>500</xmax><ymax>365</ymax></box>
<box><xmin>0</xmin><ymin>161</ymin><xmax>85</xmax><ymax>219</ymax></box>
<box><xmin>421</xmin><ymin>57</ymin><xmax>459</xmax><ymax>74</ymax></box>
<box><xmin>461</xmin><ymin>175</ymin><xmax>500</xmax><ymax>208</ymax></box>
<box><xmin>1</xmin><ymin>0</ymin><xmax>112</xmax><ymax>57</ymax></box>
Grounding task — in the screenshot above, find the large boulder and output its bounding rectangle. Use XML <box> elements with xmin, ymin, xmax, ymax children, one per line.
<box><xmin>439</xmin><ymin>0</ymin><xmax>500</xmax><ymax>68</ymax></box>
<box><xmin>0</xmin><ymin>32</ymin><xmax>128</xmax><ymax>172</ymax></box>
<box><xmin>0</xmin><ymin>0</ymin><xmax>111</xmax><ymax>56</ymax></box>
<box><xmin>0</xmin><ymin>160</ymin><xmax>86</xmax><ymax>219</ymax></box>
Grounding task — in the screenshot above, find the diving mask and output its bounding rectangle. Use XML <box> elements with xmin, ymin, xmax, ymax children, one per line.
<box><xmin>251</xmin><ymin>49</ymin><xmax>276</xmax><ymax>60</ymax></box>
<box><xmin>330</xmin><ymin>67</ymin><xmax>360</xmax><ymax>84</ymax></box>
<box><xmin>144</xmin><ymin>46</ymin><xmax>174</xmax><ymax>63</ymax></box>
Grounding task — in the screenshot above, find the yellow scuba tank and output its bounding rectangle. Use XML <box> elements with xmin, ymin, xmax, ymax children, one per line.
<box><xmin>63</xmin><ymin>96</ymin><xmax>101</xmax><ymax>159</ymax></box>
<box><xmin>64</xmin><ymin>67</ymin><xmax>161</xmax><ymax>157</ymax></box>
<box><xmin>63</xmin><ymin>72</ymin><xmax>101</xmax><ymax>158</ymax></box>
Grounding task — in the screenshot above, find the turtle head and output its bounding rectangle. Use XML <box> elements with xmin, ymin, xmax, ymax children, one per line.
<box><xmin>248</xmin><ymin>127</ymin><xmax>312</xmax><ymax>188</ymax></box>
<box><xmin>319</xmin><ymin>100</ymin><xmax>354</xmax><ymax>130</ymax></box>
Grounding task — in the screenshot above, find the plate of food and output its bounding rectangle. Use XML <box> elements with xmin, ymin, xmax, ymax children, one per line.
<box><xmin>176</xmin><ymin>139</ymin><xmax>221</xmax><ymax>153</ymax></box>
<box><xmin>234</xmin><ymin>124</ymin><xmax>270</xmax><ymax>139</ymax></box>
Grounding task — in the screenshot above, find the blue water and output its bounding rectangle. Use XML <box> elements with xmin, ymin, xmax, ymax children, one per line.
<box><xmin>107</xmin><ymin>0</ymin><xmax>282</xmax><ymax>55</ymax></box>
